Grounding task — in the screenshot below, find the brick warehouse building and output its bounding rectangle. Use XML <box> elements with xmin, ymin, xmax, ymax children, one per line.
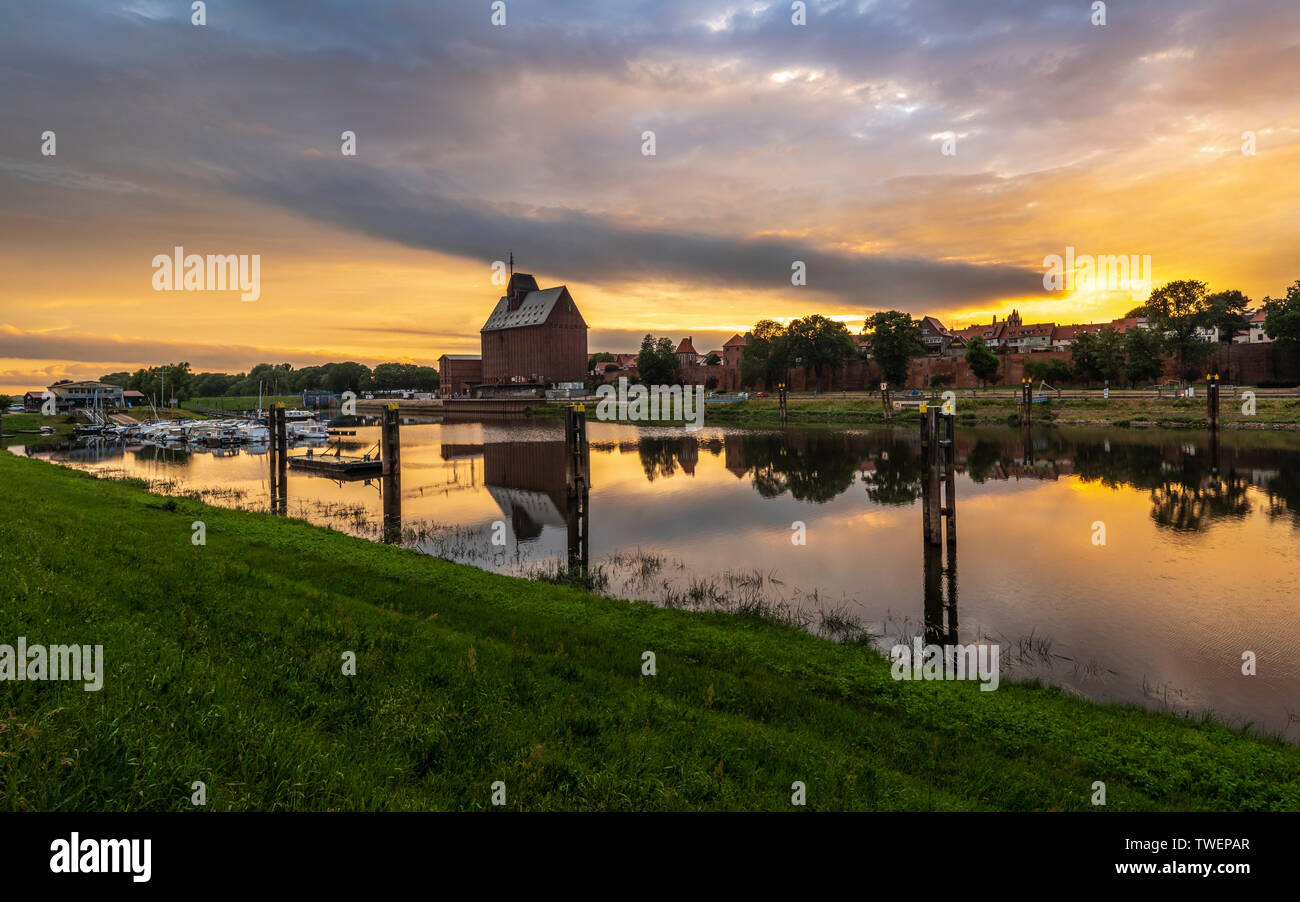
<box><xmin>479</xmin><ymin>272</ymin><xmax>588</xmax><ymax>388</ymax></box>
<box><xmin>437</xmin><ymin>354</ymin><xmax>482</xmax><ymax>396</ymax></box>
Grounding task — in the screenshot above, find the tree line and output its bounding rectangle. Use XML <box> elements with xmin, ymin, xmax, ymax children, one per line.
<box><xmin>727</xmin><ymin>277</ymin><xmax>1300</xmax><ymax>390</ymax></box>
<box><xmin>91</xmin><ymin>361</ymin><xmax>440</xmax><ymax>402</ymax></box>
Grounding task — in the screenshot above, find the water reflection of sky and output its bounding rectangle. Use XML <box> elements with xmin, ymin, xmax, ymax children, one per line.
<box><xmin>18</xmin><ymin>422</ymin><xmax>1300</xmax><ymax>739</ymax></box>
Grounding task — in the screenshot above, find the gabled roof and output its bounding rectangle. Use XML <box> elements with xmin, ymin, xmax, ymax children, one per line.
<box><xmin>1107</xmin><ymin>316</ymin><xmax>1145</xmax><ymax>334</ymax></box>
<box><xmin>951</xmin><ymin>322</ymin><xmax>1006</xmax><ymax>342</ymax></box>
<box><xmin>481</xmin><ymin>286</ymin><xmax>568</xmax><ymax>331</ymax></box>
<box><xmin>675</xmin><ymin>337</ymin><xmax>698</xmax><ymax>355</ymax></box>
<box><xmin>51</xmin><ymin>380</ymin><xmax>118</xmax><ymax>390</ymax></box>
<box><xmin>723</xmin><ymin>333</ymin><xmax>749</xmax><ymax>348</ymax></box>
<box><xmin>1004</xmin><ymin>322</ymin><xmax>1055</xmax><ymax>339</ymax></box>
<box><xmin>439</xmin><ymin>354</ymin><xmax>482</xmax><ymax>361</ymax></box>
<box><xmin>1051</xmin><ymin>324</ymin><xmax>1103</xmax><ymax>341</ymax></box>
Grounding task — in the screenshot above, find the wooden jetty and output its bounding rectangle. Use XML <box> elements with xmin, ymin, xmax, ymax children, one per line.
<box><xmin>287</xmin><ymin>453</ymin><xmax>382</xmax><ymax>478</ymax></box>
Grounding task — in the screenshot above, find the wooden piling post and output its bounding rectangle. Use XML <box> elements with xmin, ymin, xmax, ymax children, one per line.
<box><xmin>922</xmin><ymin>405</ymin><xmax>942</xmax><ymax>546</ymax></box>
<box><xmin>920</xmin><ymin>401</ymin><xmax>933</xmax><ymax>543</ymax></box>
<box><xmin>564</xmin><ymin>405</ymin><xmax>590</xmax><ymax>495</ymax></box>
<box><xmin>567</xmin><ymin>487</ymin><xmax>589</xmax><ymax>572</ymax></box>
<box><xmin>564</xmin><ymin>405</ymin><xmax>590</xmax><ymax>572</ymax></box>
<box><xmin>276</xmin><ymin>405</ymin><xmax>288</xmax><ymax>512</ymax></box>
<box><xmin>1207</xmin><ymin>373</ymin><xmax>1220</xmax><ymax>430</ymax></box>
<box><xmin>880</xmin><ymin>381</ymin><xmax>892</xmax><ymax>424</ymax></box>
<box><xmin>921</xmin><ymin>407</ymin><xmax>959</xmax><ymax>642</ymax></box>
<box><xmin>778</xmin><ymin>382</ymin><xmax>788</xmax><ymax>426</ymax></box>
<box><xmin>942</xmin><ymin>410</ymin><xmax>956</xmax><ymax>555</ymax></box>
<box><xmin>266</xmin><ymin>406</ymin><xmax>275</xmax><ymax>503</ymax></box>
<box><xmin>268</xmin><ymin>404</ymin><xmax>288</xmax><ymax>514</ymax></box>
<box><xmin>381</xmin><ymin>404</ymin><xmax>402</xmax><ymax>543</ymax></box>
<box><xmin>922</xmin><ymin>539</ymin><xmax>944</xmax><ymax>645</ymax></box>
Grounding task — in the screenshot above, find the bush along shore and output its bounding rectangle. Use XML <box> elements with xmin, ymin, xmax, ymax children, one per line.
<box><xmin>1</xmin><ymin>452</ymin><xmax>1298</xmax><ymax>811</ymax></box>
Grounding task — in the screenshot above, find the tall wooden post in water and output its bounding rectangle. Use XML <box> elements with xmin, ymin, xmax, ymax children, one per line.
<box><xmin>564</xmin><ymin>405</ymin><xmax>590</xmax><ymax>572</ymax></box>
<box><xmin>920</xmin><ymin>403</ymin><xmax>958</xmax><ymax>643</ymax></box>
<box><xmin>942</xmin><ymin>409</ymin><xmax>957</xmax><ymax>554</ymax></box>
<box><xmin>778</xmin><ymin>382</ymin><xmax>788</xmax><ymax>426</ymax></box>
<box><xmin>919</xmin><ymin>403</ymin><xmax>933</xmax><ymax>542</ymax></box>
<box><xmin>920</xmin><ymin>405</ymin><xmax>941</xmax><ymax>545</ymax></box>
<box><xmin>381</xmin><ymin>404</ymin><xmax>402</xmax><ymax>543</ymax></box>
<box><xmin>1206</xmin><ymin>373</ymin><xmax>1220</xmax><ymax>431</ymax></box>
<box><xmin>267</xmin><ymin>404</ymin><xmax>288</xmax><ymax>514</ymax></box>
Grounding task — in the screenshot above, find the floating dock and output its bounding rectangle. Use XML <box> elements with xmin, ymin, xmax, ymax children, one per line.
<box><xmin>287</xmin><ymin>454</ymin><xmax>382</xmax><ymax>478</ymax></box>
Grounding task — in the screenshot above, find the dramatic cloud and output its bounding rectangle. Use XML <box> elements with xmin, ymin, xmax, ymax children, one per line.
<box><xmin>2</xmin><ymin>0</ymin><xmax>1298</xmax><ymax>387</ymax></box>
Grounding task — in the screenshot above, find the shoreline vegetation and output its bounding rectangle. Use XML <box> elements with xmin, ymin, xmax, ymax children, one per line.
<box><xmin>532</xmin><ymin>390</ymin><xmax>1300</xmax><ymax>430</ymax></box>
<box><xmin>2</xmin><ymin>452</ymin><xmax>1298</xmax><ymax>811</ymax></box>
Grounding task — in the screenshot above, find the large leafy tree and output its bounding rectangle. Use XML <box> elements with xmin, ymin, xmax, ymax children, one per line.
<box><xmin>1023</xmin><ymin>357</ymin><xmax>1071</xmax><ymax>385</ymax></box>
<box><xmin>1205</xmin><ymin>289</ymin><xmax>1252</xmax><ymax>345</ymax></box>
<box><xmin>863</xmin><ymin>311</ymin><xmax>924</xmax><ymax>387</ymax></box>
<box><xmin>312</xmin><ymin>362</ymin><xmax>372</xmax><ymax>394</ymax></box>
<box><xmin>739</xmin><ymin>320</ymin><xmax>790</xmax><ymax>389</ymax></box>
<box><xmin>964</xmin><ymin>337</ymin><xmax>999</xmax><ymax>386</ymax></box>
<box><xmin>370</xmin><ymin>363</ymin><xmax>440</xmax><ymax>392</ymax></box>
<box><xmin>193</xmin><ymin>372</ymin><xmax>238</xmax><ymax>396</ymax></box>
<box><xmin>786</xmin><ymin>314</ymin><xmax>856</xmax><ymax>391</ymax></box>
<box><xmin>1263</xmin><ymin>280</ymin><xmax>1300</xmax><ymax>344</ymax></box>
<box><xmin>1146</xmin><ymin>279</ymin><xmax>1213</xmax><ymax>374</ymax></box>
<box><xmin>1122</xmin><ymin>326</ymin><xmax>1166</xmax><ymax>386</ymax></box>
<box><xmin>1093</xmin><ymin>327</ymin><xmax>1126</xmax><ymax>385</ymax></box>
<box><xmin>129</xmin><ymin>362</ymin><xmax>195</xmax><ymax>402</ymax></box>
<box><xmin>636</xmin><ymin>334</ymin><xmax>678</xmax><ymax>385</ymax></box>
<box><xmin>1070</xmin><ymin>331</ymin><xmax>1101</xmax><ymax>384</ymax></box>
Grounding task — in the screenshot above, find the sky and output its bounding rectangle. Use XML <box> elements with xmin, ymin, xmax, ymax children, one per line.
<box><xmin>2</xmin><ymin>0</ymin><xmax>1298</xmax><ymax>392</ymax></box>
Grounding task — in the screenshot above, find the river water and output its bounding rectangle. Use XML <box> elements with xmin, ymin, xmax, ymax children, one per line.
<box><xmin>16</xmin><ymin>420</ymin><xmax>1300</xmax><ymax>738</ymax></box>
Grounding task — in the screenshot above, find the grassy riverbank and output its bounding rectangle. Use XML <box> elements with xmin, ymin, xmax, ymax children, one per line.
<box><xmin>184</xmin><ymin>395</ymin><xmax>300</xmax><ymax>412</ymax></box>
<box><xmin>2</xmin><ymin>452</ymin><xmax>1298</xmax><ymax>811</ymax></box>
<box><xmin>0</xmin><ymin>413</ymin><xmax>76</xmax><ymax>448</ymax></box>
<box><xmin>696</xmin><ymin>392</ymin><xmax>1300</xmax><ymax>429</ymax></box>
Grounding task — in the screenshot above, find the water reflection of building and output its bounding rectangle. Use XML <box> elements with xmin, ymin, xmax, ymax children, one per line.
<box><xmin>443</xmin><ymin>439</ymin><xmax>590</xmax><ymax>567</ymax></box>
<box><xmin>479</xmin><ymin>441</ymin><xmax>571</xmax><ymax>541</ymax></box>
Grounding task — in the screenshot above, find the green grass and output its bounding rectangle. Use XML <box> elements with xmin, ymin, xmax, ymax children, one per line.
<box><xmin>184</xmin><ymin>395</ymin><xmax>301</xmax><ymax>412</ymax></box>
<box><xmin>2</xmin><ymin>452</ymin><xmax>1298</xmax><ymax>811</ymax></box>
<box><xmin>0</xmin><ymin>413</ymin><xmax>77</xmax><ymax>448</ymax></box>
